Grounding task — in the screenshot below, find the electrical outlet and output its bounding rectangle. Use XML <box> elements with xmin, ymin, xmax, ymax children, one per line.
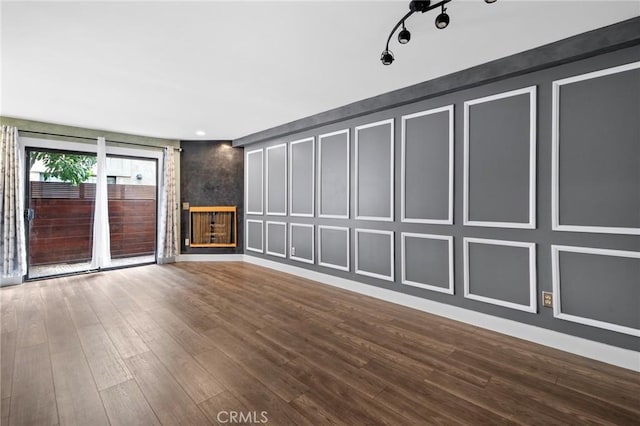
<box><xmin>182</xmin><ymin>202</ymin><xmax>190</xmax><ymax>210</ymax></box>
<box><xmin>542</xmin><ymin>291</ymin><xmax>553</xmax><ymax>308</ymax></box>
<box><xmin>291</xmin><ymin>247</ymin><xmax>296</xmax><ymax>256</ymax></box>
<box><xmin>185</xmin><ymin>238</ymin><xmax>190</xmax><ymax>246</ymax></box>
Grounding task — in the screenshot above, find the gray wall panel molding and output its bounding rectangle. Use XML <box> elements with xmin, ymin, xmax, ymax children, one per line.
<box><xmin>464</xmin><ymin>237</ymin><xmax>537</xmax><ymax>313</ymax></box>
<box><xmin>355</xmin><ymin>119</ymin><xmax>394</xmax><ymax>221</ymax></box>
<box><xmin>290</xmin><ymin>223</ymin><xmax>315</xmax><ymax>263</ymax></box>
<box><xmin>245</xmin><ymin>148</ymin><xmax>263</xmax><ymax>215</ymax></box>
<box><xmin>463</xmin><ymin>86</ymin><xmax>537</xmax><ymax>228</ymax></box>
<box><xmin>401</xmin><ymin>233</ymin><xmax>454</xmax><ymax>294</ymax></box>
<box><xmin>233</xmin><ymin>17</ymin><xmax>640</xmax><ymax>148</ymax></box>
<box><xmin>552</xmin><ymin>245</ymin><xmax>640</xmax><ymax>337</ymax></box>
<box><xmin>266</xmin><ymin>221</ymin><xmax>287</xmax><ymax>258</ymax></box>
<box><xmin>355</xmin><ymin>229</ymin><xmax>394</xmax><ymax>281</ymax></box>
<box><xmin>289</xmin><ymin>137</ymin><xmax>315</xmax><ymax>217</ymax></box>
<box><xmin>266</xmin><ymin>143</ymin><xmax>287</xmax><ymax>216</ymax></box>
<box><xmin>241</xmin><ymin>37</ymin><xmax>640</xmax><ymax>351</ymax></box>
<box><xmin>552</xmin><ymin>61</ymin><xmax>640</xmax><ymax>235</ymax></box>
<box><xmin>246</xmin><ymin>220</ymin><xmax>264</xmax><ymax>253</ymax></box>
<box><xmin>401</xmin><ymin>105</ymin><xmax>454</xmax><ymax>224</ymax></box>
<box><xmin>318</xmin><ymin>225</ymin><xmax>350</xmax><ymax>271</ymax></box>
<box><xmin>318</xmin><ymin>129</ymin><xmax>350</xmax><ymax>218</ymax></box>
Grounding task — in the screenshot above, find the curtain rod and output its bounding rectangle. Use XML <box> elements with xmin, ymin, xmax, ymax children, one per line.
<box><xmin>18</xmin><ymin>130</ymin><xmax>182</xmax><ymax>152</ymax></box>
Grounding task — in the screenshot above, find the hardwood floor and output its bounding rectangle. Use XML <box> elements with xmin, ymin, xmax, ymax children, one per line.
<box><xmin>1</xmin><ymin>262</ymin><xmax>638</xmax><ymax>425</ymax></box>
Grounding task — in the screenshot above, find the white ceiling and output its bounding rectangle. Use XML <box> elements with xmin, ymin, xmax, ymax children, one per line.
<box><xmin>1</xmin><ymin>1</ymin><xmax>638</xmax><ymax>141</ymax></box>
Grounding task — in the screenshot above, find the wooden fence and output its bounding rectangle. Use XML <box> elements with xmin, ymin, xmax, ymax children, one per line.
<box><xmin>29</xmin><ymin>182</ymin><xmax>156</xmax><ymax>266</ymax></box>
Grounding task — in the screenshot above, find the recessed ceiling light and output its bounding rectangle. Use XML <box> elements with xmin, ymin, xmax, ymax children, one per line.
<box><xmin>195</xmin><ymin>130</ymin><xmax>206</xmax><ymax>137</ymax></box>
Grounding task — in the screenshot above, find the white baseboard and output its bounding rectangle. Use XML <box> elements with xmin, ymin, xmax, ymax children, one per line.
<box><xmin>176</xmin><ymin>254</ymin><xmax>244</xmax><ymax>262</ymax></box>
<box><xmin>243</xmin><ymin>255</ymin><xmax>640</xmax><ymax>372</ymax></box>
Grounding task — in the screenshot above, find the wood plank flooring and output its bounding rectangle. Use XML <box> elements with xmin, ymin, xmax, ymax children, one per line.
<box><xmin>0</xmin><ymin>262</ymin><xmax>638</xmax><ymax>425</ymax></box>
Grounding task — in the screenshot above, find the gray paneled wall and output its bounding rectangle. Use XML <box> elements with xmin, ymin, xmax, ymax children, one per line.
<box><xmin>401</xmin><ymin>106</ymin><xmax>453</xmax><ymax>224</ymax></box>
<box><xmin>266</xmin><ymin>144</ymin><xmax>287</xmax><ymax>215</ymax></box>
<box><xmin>552</xmin><ymin>245</ymin><xmax>640</xmax><ymax>336</ymax></box>
<box><xmin>246</xmin><ymin>220</ymin><xmax>263</xmax><ymax>253</ymax></box>
<box><xmin>246</xmin><ymin>149</ymin><xmax>263</xmax><ymax>215</ymax></box>
<box><xmin>266</xmin><ymin>221</ymin><xmax>286</xmax><ymax>258</ymax></box>
<box><xmin>243</xmin><ymin>45</ymin><xmax>640</xmax><ymax>351</ymax></box>
<box><xmin>290</xmin><ymin>223</ymin><xmax>314</xmax><ymax>263</ymax></box>
<box><xmin>464</xmin><ymin>238</ymin><xmax>537</xmax><ymax>313</ymax></box>
<box><xmin>553</xmin><ymin>63</ymin><xmax>640</xmax><ymax>234</ymax></box>
<box><xmin>402</xmin><ymin>233</ymin><xmax>453</xmax><ymax>294</ymax></box>
<box><xmin>355</xmin><ymin>119</ymin><xmax>394</xmax><ymax>221</ymax></box>
<box><xmin>464</xmin><ymin>87</ymin><xmax>536</xmax><ymax>228</ymax></box>
<box><xmin>318</xmin><ymin>130</ymin><xmax>350</xmax><ymax>218</ymax></box>
<box><xmin>289</xmin><ymin>138</ymin><xmax>315</xmax><ymax>216</ymax></box>
<box><xmin>318</xmin><ymin>226</ymin><xmax>350</xmax><ymax>271</ymax></box>
<box><xmin>355</xmin><ymin>229</ymin><xmax>394</xmax><ymax>281</ymax></box>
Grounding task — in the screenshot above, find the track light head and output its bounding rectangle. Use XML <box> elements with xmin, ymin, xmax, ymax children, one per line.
<box><xmin>398</xmin><ymin>24</ymin><xmax>411</xmax><ymax>44</ymax></box>
<box><xmin>435</xmin><ymin>9</ymin><xmax>449</xmax><ymax>29</ymax></box>
<box><xmin>380</xmin><ymin>49</ymin><xmax>395</xmax><ymax>65</ymax></box>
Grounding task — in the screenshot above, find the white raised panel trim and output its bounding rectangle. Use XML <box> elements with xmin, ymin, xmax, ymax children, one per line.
<box><xmin>355</xmin><ymin>118</ymin><xmax>394</xmax><ymax>222</ymax></box>
<box><xmin>289</xmin><ymin>137</ymin><xmax>315</xmax><ymax>217</ymax></box>
<box><xmin>289</xmin><ymin>223</ymin><xmax>314</xmax><ymax>264</ymax></box>
<box><xmin>401</xmin><ymin>232</ymin><xmax>454</xmax><ymax>295</ymax></box>
<box><xmin>355</xmin><ymin>228</ymin><xmax>394</xmax><ymax>281</ymax></box>
<box><xmin>245</xmin><ymin>148</ymin><xmax>264</xmax><ymax>215</ymax></box>
<box><xmin>463</xmin><ymin>86</ymin><xmax>537</xmax><ymax>229</ymax></box>
<box><xmin>401</xmin><ymin>105</ymin><xmax>454</xmax><ymax>224</ymax></box>
<box><xmin>243</xmin><ymin>255</ymin><xmax>639</xmax><ymax>372</ymax></box>
<box><xmin>318</xmin><ymin>225</ymin><xmax>350</xmax><ymax>272</ymax></box>
<box><xmin>551</xmin><ymin>245</ymin><xmax>640</xmax><ymax>337</ymax></box>
<box><xmin>318</xmin><ymin>129</ymin><xmax>350</xmax><ymax>219</ymax></box>
<box><xmin>265</xmin><ymin>143</ymin><xmax>287</xmax><ymax>216</ymax></box>
<box><xmin>265</xmin><ymin>221</ymin><xmax>287</xmax><ymax>258</ymax></box>
<box><xmin>551</xmin><ymin>61</ymin><xmax>640</xmax><ymax>236</ymax></box>
<box><xmin>463</xmin><ymin>237</ymin><xmax>537</xmax><ymax>313</ymax></box>
<box><xmin>245</xmin><ymin>220</ymin><xmax>264</xmax><ymax>253</ymax></box>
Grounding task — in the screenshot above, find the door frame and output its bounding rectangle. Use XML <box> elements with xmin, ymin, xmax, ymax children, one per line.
<box><xmin>20</xmin><ymin>137</ymin><xmax>164</xmax><ymax>279</ymax></box>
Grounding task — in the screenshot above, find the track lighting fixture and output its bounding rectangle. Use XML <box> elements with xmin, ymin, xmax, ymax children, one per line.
<box><xmin>435</xmin><ymin>6</ymin><xmax>449</xmax><ymax>29</ymax></box>
<box><xmin>380</xmin><ymin>49</ymin><xmax>395</xmax><ymax>65</ymax></box>
<box><xmin>380</xmin><ymin>0</ymin><xmax>497</xmax><ymax>65</ymax></box>
<box><xmin>398</xmin><ymin>23</ymin><xmax>411</xmax><ymax>44</ymax></box>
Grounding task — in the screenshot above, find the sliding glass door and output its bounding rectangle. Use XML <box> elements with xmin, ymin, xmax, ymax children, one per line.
<box><xmin>26</xmin><ymin>148</ymin><xmax>159</xmax><ymax>280</ymax></box>
<box><xmin>26</xmin><ymin>148</ymin><xmax>97</xmax><ymax>279</ymax></box>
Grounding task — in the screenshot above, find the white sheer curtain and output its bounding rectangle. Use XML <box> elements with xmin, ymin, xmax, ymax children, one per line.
<box><xmin>158</xmin><ymin>146</ymin><xmax>177</xmax><ymax>264</ymax></box>
<box><xmin>0</xmin><ymin>125</ymin><xmax>27</xmax><ymax>284</ymax></box>
<box><xmin>90</xmin><ymin>137</ymin><xmax>111</xmax><ymax>269</ymax></box>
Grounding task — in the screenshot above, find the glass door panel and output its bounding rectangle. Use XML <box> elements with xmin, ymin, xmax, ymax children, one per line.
<box><xmin>106</xmin><ymin>155</ymin><xmax>157</xmax><ymax>268</ymax></box>
<box><xmin>27</xmin><ymin>149</ymin><xmax>97</xmax><ymax>279</ymax></box>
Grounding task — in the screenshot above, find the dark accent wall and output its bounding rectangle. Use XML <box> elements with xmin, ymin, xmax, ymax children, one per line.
<box><xmin>240</xmin><ymin>23</ymin><xmax>640</xmax><ymax>353</ymax></box>
<box><xmin>180</xmin><ymin>141</ymin><xmax>244</xmax><ymax>254</ymax></box>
